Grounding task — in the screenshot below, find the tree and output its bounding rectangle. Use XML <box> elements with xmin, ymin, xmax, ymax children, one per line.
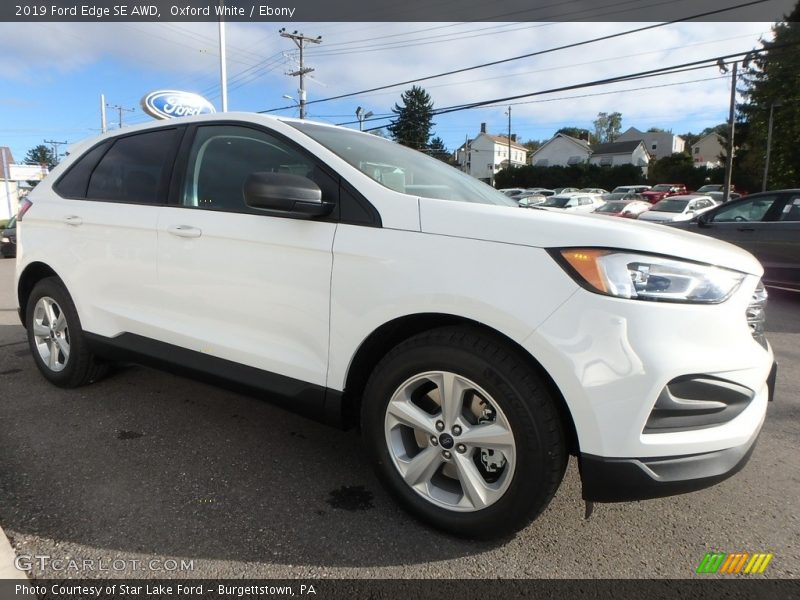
<box><xmin>555</xmin><ymin>127</ymin><xmax>591</xmax><ymax>141</ymax></box>
<box><xmin>736</xmin><ymin>3</ymin><xmax>800</xmax><ymax>190</ymax></box>
<box><xmin>428</xmin><ymin>136</ymin><xmax>452</xmax><ymax>163</ymax></box>
<box><xmin>388</xmin><ymin>86</ymin><xmax>435</xmax><ymax>151</ymax></box>
<box><xmin>522</xmin><ymin>139</ymin><xmax>545</xmax><ymax>154</ymax></box>
<box><xmin>592</xmin><ymin>112</ymin><xmax>622</xmax><ymax>143</ymax></box>
<box><xmin>24</xmin><ymin>144</ymin><xmax>57</xmax><ymax>169</ymax></box>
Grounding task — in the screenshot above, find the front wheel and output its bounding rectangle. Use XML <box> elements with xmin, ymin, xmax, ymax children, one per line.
<box><xmin>26</xmin><ymin>277</ymin><xmax>108</xmax><ymax>388</ymax></box>
<box><xmin>362</xmin><ymin>326</ymin><xmax>567</xmax><ymax>539</ymax></box>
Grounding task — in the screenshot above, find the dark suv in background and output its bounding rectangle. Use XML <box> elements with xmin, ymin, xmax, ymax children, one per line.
<box><xmin>1</xmin><ymin>215</ymin><xmax>16</xmax><ymax>258</ymax></box>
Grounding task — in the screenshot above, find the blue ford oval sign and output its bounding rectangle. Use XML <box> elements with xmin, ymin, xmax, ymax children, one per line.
<box><xmin>141</xmin><ymin>90</ymin><xmax>216</xmax><ymax>120</ymax></box>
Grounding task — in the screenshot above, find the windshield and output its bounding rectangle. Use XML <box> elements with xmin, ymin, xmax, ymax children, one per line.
<box><xmin>6</xmin><ymin>216</ymin><xmax>16</xmax><ymax>229</ymax></box>
<box><xmin>697</xmin><ymin>184</ymin><xmax>722</xmax><ymax>192</ymax></box>
<box><xmin>653</xmin><ymin>199</ymin><xmax>689</xmax><ymax>213</ymax></box>
<box><xmin>651</xmin><ymin>184</ymin><xmax>673</xmax><ymax>192</ymax></box>
<box><xmin>541</xmin><ymin>196</ymin><xmax>571</xmax><ymax>208</ymax></box>
<box><xmin>287</xmin><ymin>122</ymin><xmax>517</xmax><ymax>206</ymax></box>
<box><xmin>596</xmin><ymin>201</ymin><xmax>628</xmax><ymax>212</ymax></box>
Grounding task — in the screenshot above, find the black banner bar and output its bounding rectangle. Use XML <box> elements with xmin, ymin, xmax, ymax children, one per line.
<box><xmin>3</xmin><ymin>579</ymin><xmax>800</xmax><ymax>600</ymax></box>
<box><xmin>1</xmin><ymin>0</ymin><xmax>797</xmax><ymax>22</ymax></box>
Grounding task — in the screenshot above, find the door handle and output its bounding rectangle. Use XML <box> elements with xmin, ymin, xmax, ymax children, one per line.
<box><xmin>63</xmin><ymin>215</ymin><xmax>83</xmax><ymax>226</ymax></box>
<box><xmin>737</xmin><ymin>227</ymin><xmax>755</xmax><ymax>232</ymax></box>
<box><xmin>167</xmin><ymin>225</ymin><xmax>202</xmax><ymax>238</ymax></box>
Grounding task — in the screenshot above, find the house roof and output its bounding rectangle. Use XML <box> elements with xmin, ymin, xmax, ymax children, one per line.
<box><xmin>0</xmin><ymin>147</ymin><xmax>15</xmax><ymax>167</ymax></box>
<box><xmin>481</xmin><ymin>133</ymin><xmax>527</xmax><ymax>151</ymax></box>
<box><xmin>692</xmin><ymin>132</ymin><xmax>724</xmax><ymax>147</ymax></box>
<box><xmin>531</xmin><ymin>133</ymin><xmax>591</xmax><ymax>158</ymax></box>
<box><xmin>591</xmin><ymin>140</ymin><xmax>644</xmax><ymax>155</ymax></box>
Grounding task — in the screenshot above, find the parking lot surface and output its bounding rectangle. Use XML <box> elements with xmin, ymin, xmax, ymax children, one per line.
<box><xmin>0</xmin><ymin>257</ymin><xmax>798</xmax><ymax>579</ymax></box>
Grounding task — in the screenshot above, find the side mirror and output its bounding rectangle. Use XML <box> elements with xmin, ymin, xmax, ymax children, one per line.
<box><xmin>697</xmin><ymin>213</ymin><xmax>711</xmax><ymax>227</ymax></box>
<box><xmin>243</xmin><ymin>172</ymin><xmax>334</xmax><ymax>217</ymax></box>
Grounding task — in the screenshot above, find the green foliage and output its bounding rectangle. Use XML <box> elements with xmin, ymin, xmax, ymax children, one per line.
<box><xmin>494</xmin><ymin>163</ymin><xmax>645</xmax><ymax>190</ymax></box>
<box><xmin>522</xmin><ymin>139</ymin><xmax>546</xmax><ymax>153</ymax></box>
<box><xmin>592</xmin><ymin>112</ymin><xmax>623</xmax><ymax>143</ymax></box>
<box><xmin>648</xmin><ymin>153</ymin><xmax>727</xmax><ymax>189</ymax></box>
<box><xmin>736</xmin><ymin>4</ymin><xmax>800</xmax><ymax>190</ymax></box>
<box><xmin>24</xmin><ymin>144</ymin><xmax>56</xmax><ymax>169</ymax></box>
<box><xmin>387</xmin><ymin>86</ymin><xmax>435</xmax><ymax>151</ymax></box>
<box><xmin>555</xmin><ymin>127</ymin><xmax>591</xmax><ymax>141</ymax></box>
<box><xmin>428</xmin><ymin>136</ymin><xmax>452</xmax><ymax>163</ymax></box>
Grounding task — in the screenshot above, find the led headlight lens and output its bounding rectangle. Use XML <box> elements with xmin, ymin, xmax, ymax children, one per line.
<box><xmin>554</xmin><ymin>248</ymin><xmax>745</xmax><ymax>303</ymax></box>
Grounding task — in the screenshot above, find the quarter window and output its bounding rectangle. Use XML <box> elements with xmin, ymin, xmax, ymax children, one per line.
<box><xmin>781</xmin><ymin>197</ymin><xmax>800</xmax><ymax>221</ymax></box>
<box><xmin>87</xmin><ymin>129</ymin><xmax>178</xmax><ymax>204</ymax></box>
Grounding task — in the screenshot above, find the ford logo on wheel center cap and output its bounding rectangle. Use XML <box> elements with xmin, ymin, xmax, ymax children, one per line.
<box><xmin>439</xmin><ymin>433</ymin><xmax>455</xmax><ymax>449</ymax></box>
<box><xmin>141</xmin><ymin>90</ymin><xmax>216</xmax><ymax>120</ymax></box>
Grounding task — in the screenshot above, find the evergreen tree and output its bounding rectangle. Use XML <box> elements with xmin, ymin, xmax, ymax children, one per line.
<box><xmin>24</xmin><ymin>144</ymin><xmax>57</xmax><ymax>169</ymax></box>
<box><xmin>737</xmin><ymin>2</ymin><xmax>800</xmax><ymax>190</ymax></box>
<box><xmin>428</xmin><ymin>136</ymin><xmax>451</xmax><ymax>163</ymax></box>
<box><xmin>388</xmin><ymin>86</ymin><xmax>435</xmax><ymax>150</ymax></box>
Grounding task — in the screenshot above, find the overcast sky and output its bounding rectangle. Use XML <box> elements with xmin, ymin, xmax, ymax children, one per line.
<box><xmin>0</xmin><ymin>19</ymin><xmax>777</xmax><ymax>161</ymax></box>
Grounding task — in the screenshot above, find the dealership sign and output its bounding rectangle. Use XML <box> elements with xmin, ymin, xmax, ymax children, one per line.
<box><xmin>141</xmin><ymin>90</ymin><xmax>216</xmax><ymax>120</ymax></box>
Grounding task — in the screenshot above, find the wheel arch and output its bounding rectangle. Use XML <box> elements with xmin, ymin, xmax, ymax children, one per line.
<box><xmin>17</xmin><ymin>262</ymin><xmax>62</xmax><ymax>327</ymax></box>
<box><xmin>340</xmin><ymin>313</ymin><xmax>579</xmax><ymax>455</ymax></box>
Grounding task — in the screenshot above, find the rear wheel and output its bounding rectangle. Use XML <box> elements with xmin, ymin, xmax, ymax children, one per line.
<box><xmin>26</xmin><ymin>277</ymin><xmax>108</xmax><ymax>387</ymax></box>
<box><xmin>362</xmin><ymin>326</ymin><xmax>567</xmax><ymax>539</ymax></box>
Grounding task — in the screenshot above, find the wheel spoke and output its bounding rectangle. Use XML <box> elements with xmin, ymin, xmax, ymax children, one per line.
<box><xmin>436</xmin><ymin>372</ymin><xmax>467</xmax><ymax>428</ymax></box>
<box><xmin>399</xmin><ymin>445</ymin><xmax>443</xmax><ymax>487</ymax></box>
<box><xmin>453</xmin><ymin>452</ymin><xmax>501</xmax><ymax>510</ymax></box>
<box><xmin>33</xmin><ymin>323</ymin><xmax>50</xmax><ymax>338</ymax></box>
<box><xmin>55</xmin><ymin>335</ymin><xmax>70</xmax><ymax>359</ymax></box>
<box><xmin>53</xmin><ymin>311</ymin><xmax>67</xmax><ymax>334</ymax></box>
<box><xmin>459</xmin><ymin>422</ymin><xmax>515</xmax><ymax>451</ymax></box>
<box><xmin>386</xmin><ymin>397</ymin><xmax>437</xmax><ymax>435</ymax></box>
<box><xmin>48</xmin><ymin>340</ymin><xmax>59</xmax><ymax>369</ymax></box>
<box><xmin>43</xmin><ymin>299</ymin><xmax>57</xmax><ymax>328</ymax></box>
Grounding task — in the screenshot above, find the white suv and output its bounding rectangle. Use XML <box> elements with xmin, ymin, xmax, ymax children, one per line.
<box><xmin>14</xmin><ymin>113</ymin><xmax>775</xmax><ymax>538</ymax></box>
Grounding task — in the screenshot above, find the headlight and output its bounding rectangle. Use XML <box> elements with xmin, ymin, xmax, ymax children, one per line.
<box><xmin>1</xmin><ymin>237</ymin><xmax>9</xmax><ymax>243</ymax></box>
<box><xmin>551</xmin><ymin>248</ymin><xmax>745</xmax><ymax>304</ymax></box>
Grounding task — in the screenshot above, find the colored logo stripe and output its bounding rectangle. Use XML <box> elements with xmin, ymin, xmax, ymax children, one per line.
<box><xmin>697</xmin><ymin>552</ymin><xmax>773</xmax><ymax>574</ymax></box>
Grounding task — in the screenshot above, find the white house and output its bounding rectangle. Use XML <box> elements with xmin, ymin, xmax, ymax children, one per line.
<box><xmin>0</xmin><ymin>146</ymin><xmax>49</xmax><ymax>220</ymax></box>
<box><xmin>529</xmin><ymin>133</ymin><xmax>591</xmax><ymax>167</ymax></box>
<box><xmin>588</xmin><ymin>140</ymin><xmax>650</xmax><ymax>174</ymax></box>
<box><xmin>455</xmin><ymin>124</ymin><xmax>528</xmax><ymax>185</ymax></box>
<box><xmin>616</xmin><ymin>127</ymin><xmax>685</xmax><ymax>160</ymax></box>
<box><xmin>691</xmin><ymin>133</ymin><xmax>725</xmax><ymax>168</ymax></box>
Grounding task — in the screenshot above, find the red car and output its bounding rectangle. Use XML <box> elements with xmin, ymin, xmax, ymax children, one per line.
<box><xmin>641</xmin><ymin>183</ymin><xmax>687</xmax><ymax>204</ymax></box>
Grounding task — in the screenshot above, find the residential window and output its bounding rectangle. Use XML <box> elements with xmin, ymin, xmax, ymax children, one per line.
<box><xmin>694</xmin><ymin>147</ymin><xmax>700</xmax><ymax>154</ymax></box>
<box><xmin>600</xmin><ymin>156</ymin><xmax>613</xmax><ymax>166</ymax></box>
<box><xmin>651</xmin><ymin>142</ymin><xmax>658</xmax><ymax>151</ymax></box>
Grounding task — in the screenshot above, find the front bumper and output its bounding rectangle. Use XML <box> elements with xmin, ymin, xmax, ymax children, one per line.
<box><xmin>580</xmin><ymin>422</ymin><xmax>762</xmax><ymax>502</ymax></box>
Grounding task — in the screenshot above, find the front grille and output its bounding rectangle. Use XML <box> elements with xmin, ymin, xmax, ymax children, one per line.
<box><xmin>747</xmin><ymin>281</ymin><xmax>768</xmax><ymax>350</ymax></box>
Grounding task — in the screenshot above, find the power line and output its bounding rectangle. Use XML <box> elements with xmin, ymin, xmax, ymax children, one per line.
<box><xmin>259</xmin><ymin>0</ymin><xmax>771</xmax><ymax>114</ymax></box>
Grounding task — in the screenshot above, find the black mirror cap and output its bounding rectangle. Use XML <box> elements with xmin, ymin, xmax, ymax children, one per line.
<box><xmin>244</xmin><ymin>172</ymin><xmax>333</xmax><ymax>217</ymax></box>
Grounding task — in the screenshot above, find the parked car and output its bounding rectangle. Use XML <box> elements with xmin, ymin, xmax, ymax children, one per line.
<box><xmin>638</xmin><ymin>195</ymin><xmax>718</xmax><ymax>223</ymax></box>
<box><xmin>522</xmin><ymin>187</ymin><xmax>555</xmax><ymax>197</ymax></box>
<box><xmin>515</xmin><ymin>194</ymin><xmax>547</xmax><ymax>208</ymax></box>
<box><xmin>499</xmin><ymin>187</ymin><xmax>526</xmax><ymax>197</ymax></box>
<box><xmin>577</xmin><ymin>187</ymin><xmax>608</xmax><ymax>195</ymax></box>
<box><xmin>594</xmin><ymin>199</ymin><xmax>652</xmax><ymax>219</ymax></box>
<box><xmin>1</xmin><ymin>216</ymin><xmax>16</xmax><ymax>258</ymax></box>
<box><xmin>601</xmin><ymin>192</ymin><xmax>646</xmax><ymax>202</ymax></box>
<box><xmin>538</xmin><ymin>193</ymin><xmax>605</xmax><ymax>213</ymax></box>
<box><xmin>15</xmin><ymin>113</ymin><xmax>774</xmax><ymax>539</ymax></box>
<box><xmin>553</xmin><ymin>187</ymin><xmax>579</xmax><ymax>194</ymax></box>
<box><xmin>696</xmin><ymin>184</ymin><xmax>725</xmax><ymax>194</ymax></box>
<box><xmin>611</xmin><ymin>185</ymin><xmax>651</xmax><ymax>194</ymax></box>
<box><xmin>641</xmin><ymin>183</ymin><xmax>688</xmax><ymax>204</ymax></box>
<box><xmin>706</xmin><ymin>191</ymin><xmax>742</xmax><ymax>203</ymax></box>
<box><xmin>669</xmin><ymin>189</ymin><xmax>800</xmax><ymax>291</ymax></box>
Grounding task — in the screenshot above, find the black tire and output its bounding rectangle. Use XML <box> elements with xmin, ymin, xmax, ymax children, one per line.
<box><xmin>25</xmin><ymin>277</ymin><xmax>109</xmax><ymax>388</ymax></box>
<box><xmin>361</xmin><ymin>326</ymin><xmax>567</xmax><ymax>539</ymax></box>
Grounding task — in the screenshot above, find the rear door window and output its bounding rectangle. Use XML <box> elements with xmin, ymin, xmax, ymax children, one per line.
<box><xmin>86</xmin><ymin>129</ymin><xmax>179</xmax><ymax>204</ymax></box>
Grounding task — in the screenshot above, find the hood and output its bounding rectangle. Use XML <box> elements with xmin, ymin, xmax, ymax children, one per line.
<box><xmin>418</xmin><ymin>197</ymin><xmax>763</xmax><ymax>276</ymax></box>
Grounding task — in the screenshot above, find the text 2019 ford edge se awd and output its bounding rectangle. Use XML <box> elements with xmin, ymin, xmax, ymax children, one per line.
<box><xmin>14</xmin><ymin>114</ymin><xmax>776</xmax><ymax>538</ymax></box>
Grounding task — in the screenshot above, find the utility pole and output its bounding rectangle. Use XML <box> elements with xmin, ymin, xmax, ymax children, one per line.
<box><xmin>505</xmin><ymin>106</ymin><xmax>512</xmax><ymax>171</ymax></box>
<box><xmin>355</xmin><ymin>106</ymin><xmax>373</xmax><ymax>131</ymax></box>
<box><xmin>100</xmin><ymin>94</ymin><xmax>107</xmax><ymax>134</ymax></box>
<box><xmin>107</xmin><ymin>103</ymin><xmax>135</xmax><ymax>129</ymax></box>
<box><xmin>218</xmin><ymin>0</ymin><xmax>228</xmax><ymax>112</ymax></box>
<box><xmin>43</xmin><ymin>139</ymin><xmax>68</xmax><ymax>164</ymax></box>
<box><xmin>762</xmin><ymin>99</ymin><xmax>782</xmax><ymax>191</ymax></box>
<box><xmin>279</xmin><ymin>28</ymin><xmax>322</xmax><ymax>119</ymax></box>
<box><xmin>1</xmin><ymin>147</ymin><xmax>12</xmax><ymax>220</ymax></box>
<box><xmin>722</xmin><ymin>61</ymin><xmax>737</xmax><ymax>203</ymax></box>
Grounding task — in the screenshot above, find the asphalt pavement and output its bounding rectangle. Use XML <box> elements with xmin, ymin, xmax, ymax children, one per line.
<box><xmin>0</xmin><ymin>256</ymin><xmax>798</xmax><ymax>579</ymax></box>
